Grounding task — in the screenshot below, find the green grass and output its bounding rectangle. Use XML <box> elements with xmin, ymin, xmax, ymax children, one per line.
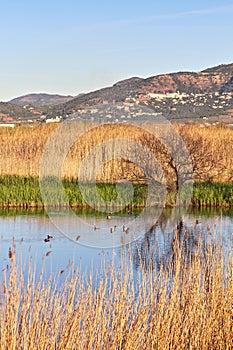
<box><xmin>0</xmin><ymin>175</ymin><xmax>232</xmax><ymax>208</ymax></box>
<box><xmin>0</xmin><ymin>175</ymin><xmax>42</xmax><ymax>207</ymax></box>
<box><xmin>192</xmin><ymin>182</ymin><xmax>233</xmax><ymax>207</ymax></box>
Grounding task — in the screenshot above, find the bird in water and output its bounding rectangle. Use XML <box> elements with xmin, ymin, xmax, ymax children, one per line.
<box><xmin>44</xmin><ymin>234</ymin><xmax>53</xmax><ymax>243</ymax></box>
<box><xmin>8</xmin><ymin>248</ymin><xmax>13</xmax><ymax>259</ymax></box>
<box><xmin>110</xmin><ymin>225</ymin><xmax>117</xmax><ymax>233</ymax></box>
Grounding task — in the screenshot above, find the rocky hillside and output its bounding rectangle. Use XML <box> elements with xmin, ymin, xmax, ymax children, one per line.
<box><xmin>1</xmin><ymin>63</ymin><xmax>233</xmax><ymax>122</ymax></box>
<box><xmin>0</xmin><ymin>102</ymin><xmax>37</xmax><ymax>122</ymax></box>
<box><xmin>10</xmin><ymin>93</ymin><xmax>74</xmax><ymax>107</ymax></box>
<box><xmin>143</xmin><ymin>64</ymin><xmax>233</xmax><ymax>94</ymax></box>
<box><xmin>46</xmin><ymin>63</ymin><xmax>233</xmax><ymax>120</ymax></box>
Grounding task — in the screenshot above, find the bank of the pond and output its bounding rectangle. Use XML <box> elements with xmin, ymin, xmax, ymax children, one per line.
<box><xmin>0</xmin><ymin>175</ymin><xmax>232</xmax><ymax>208</ymax></box>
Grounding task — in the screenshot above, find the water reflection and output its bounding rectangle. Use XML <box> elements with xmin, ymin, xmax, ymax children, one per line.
<box><xmin>130</xmin><ymin>207</ymin><xmax>232</xmax><ymax>275</ymax></box>
<box><xmin>0</xmin><ymin>207</ymin><xmax>232</xmax><ymax>279</ymax></box>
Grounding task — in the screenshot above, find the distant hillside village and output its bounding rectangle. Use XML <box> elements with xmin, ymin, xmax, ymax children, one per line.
<box><xmin>0</xmin><ymin>105</ymin><xmax>62</xmax><ymax>128</ymax></box>
<box><xmin>1</xmin><ymin>90</ymin><xmax>233</xmax><ymax>128</ymax></box>
<box><xmin>1</xmin><ymin>63</ymin><xmax>233</xmax><ymax>127</ymax></box>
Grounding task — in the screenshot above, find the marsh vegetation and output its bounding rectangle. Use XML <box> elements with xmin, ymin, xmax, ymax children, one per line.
<box><xmin>0</xmin><ymin>238</ymin><xmax>231</xmax><ymax>349</ymax></box>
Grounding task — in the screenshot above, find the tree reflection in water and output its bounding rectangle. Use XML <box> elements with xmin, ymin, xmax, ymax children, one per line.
<box><xmin>130</xmin><ymin>208</ymin><xmax>220</xmax><ymax>274</ymax></box>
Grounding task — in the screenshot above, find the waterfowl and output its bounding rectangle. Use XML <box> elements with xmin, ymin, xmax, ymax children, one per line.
<box><xmin>8</xmin><ymin>248</ymin><xmax>13</xmax><ymax>259</ymax></box>
<box><xmin>125</xmin><ymin>227</ymin><xmax>130</xmax><ymax>234</ymax></box>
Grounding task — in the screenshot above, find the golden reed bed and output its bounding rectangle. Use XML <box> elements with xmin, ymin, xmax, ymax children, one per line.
<box><xmin>0</xmin><ymin>123</ymin><xmax>232</xmax><ymax>183</ymax></box>
<box><xmin>0</xmin><ymin>239</ymin><xmax>231</xmax><ymax>349</ymax></box>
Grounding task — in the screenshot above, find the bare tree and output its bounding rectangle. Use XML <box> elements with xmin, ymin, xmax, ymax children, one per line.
<box><xmin>127</xmin><ymin>130</ymin><xmax>193</xmax><ymax>191</ymax></box>
<box><xmin>180</xmin><ymin>132</ymin><xmax>226</xmax><ymax>182</ymax></box>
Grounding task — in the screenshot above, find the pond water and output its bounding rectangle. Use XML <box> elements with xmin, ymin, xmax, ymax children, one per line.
<box><xmin>0</xmin><ymin>207</ymin><xmax>232</xmax><ymax>280</ymax></box>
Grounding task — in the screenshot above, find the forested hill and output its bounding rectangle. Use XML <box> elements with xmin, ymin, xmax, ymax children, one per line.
<box><xmin>10</xmin><ymin>93</ymin><xmax>74</xmax><ymax>107</ymax></box>
<box><xmin>45</xmin><ymin>63</ymin><xmax>233</xmax><ymax>120</ymax></box>
<box><xmin>1</xmin><ymin>63</ymin><xmax>233</xmax><ymax>121</ymax></box>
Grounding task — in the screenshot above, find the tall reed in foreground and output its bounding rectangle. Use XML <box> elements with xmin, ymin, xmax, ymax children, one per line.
<box><xmin>0</xmin><ymin>240</ymin><xmax>231</xmax><ymax>349</ymax></box>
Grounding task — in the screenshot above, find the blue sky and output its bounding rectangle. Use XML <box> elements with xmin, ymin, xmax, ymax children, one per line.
<box><xmin>0</xmin><ymin>0</ymin><xmax>233</xmax><ymax>101</ymax></box>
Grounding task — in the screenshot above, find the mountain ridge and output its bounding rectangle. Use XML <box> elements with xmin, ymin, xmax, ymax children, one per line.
<box><xmin>10</xmin><ymin>93</ymin><xmax>74</xmax><ymax>107</ymax></box>
<box><xmin>1</xmin><ymin>63</ymin><xmax>233</xmax><ymax>122</ymax></box>
<box><xmin>45</xmin><ymin>62</ymin><xmax>233</xmax><ymax>119</ymax></box>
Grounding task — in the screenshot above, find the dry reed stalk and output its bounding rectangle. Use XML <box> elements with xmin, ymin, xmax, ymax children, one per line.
<box><xmin>0</xmin><ymin>123</ymin><xmax>232</xmax><ymax>182</ymax></box>
<box><xmin>0</xmin><ymin>239</ymin><xmax>231</xmax><ymax>349</ymax></box>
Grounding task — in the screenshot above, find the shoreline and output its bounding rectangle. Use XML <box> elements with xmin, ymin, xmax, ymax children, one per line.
<box><xmin>0</xmin><ymin>202</ymin><xmax>232</xmax><ymax>209</ymax></box>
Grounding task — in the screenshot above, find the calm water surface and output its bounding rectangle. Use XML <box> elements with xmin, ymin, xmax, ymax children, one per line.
<box><xmin>0</xmin><ymin>207</ymin><xmax>232</xmax><ymax>279</ymax></box>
